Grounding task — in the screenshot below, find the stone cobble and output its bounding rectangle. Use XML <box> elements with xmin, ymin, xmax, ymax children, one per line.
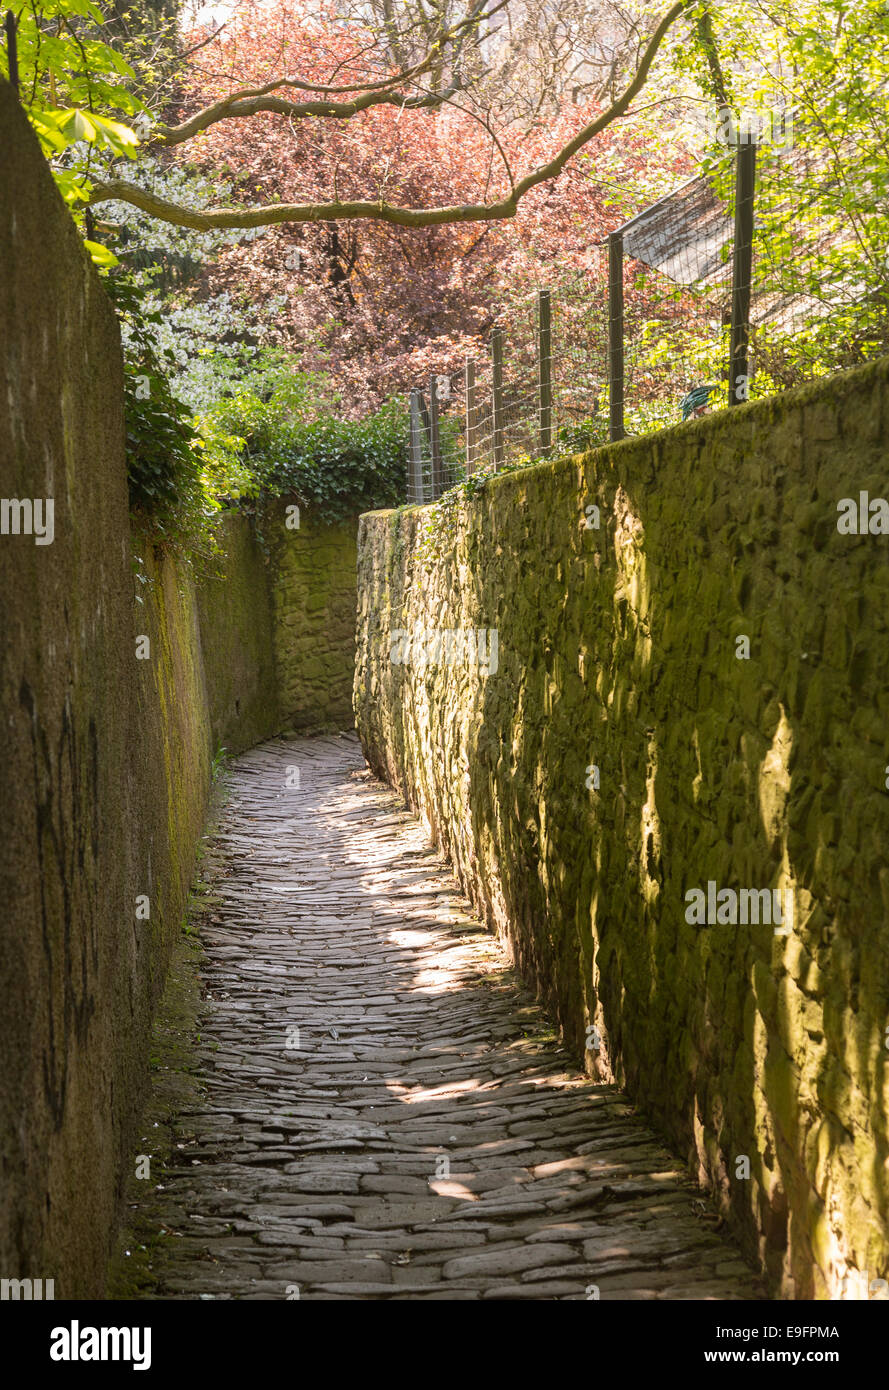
<box><xmin>119</xmin><ymin>734</ymin><xmax>763</xmax><ymax>1301</ymax></box>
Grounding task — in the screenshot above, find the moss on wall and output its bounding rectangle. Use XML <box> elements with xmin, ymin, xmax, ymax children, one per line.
<box><xmin>196</xmin><ymin>511</ymin><xmax>279</xmax><ymax>755</ymax></box>
<box><xmin>0</xmin><ymin>85</ymin><xmax>338</xmax><ymax>1297</ymax></box>
<box><xmin>0</xmin><ymin>79</ymin><xmax>364</xmax><ymax>1295</ymax></box>
<box><xmin>1</xmin><ymin>81</ymin><xmax>139</xmax><ymax>1298</ymax></box>
<box><xmin>266</xmin><ymin>500</ymin><xmax>359</xmax><ymax>731</ymax></box>
<box><xmin>0</xmin><ymin>76</ymin><xmax>220</xmax><ymax>1294</ymax></box>
<box><xmin>355</xmin><ymin>356</ymin><xmax>889</xmax><ymax>1300</ymax></box>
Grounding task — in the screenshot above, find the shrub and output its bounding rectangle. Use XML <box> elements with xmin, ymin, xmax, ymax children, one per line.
<box><xmin>105</xmin><ymin>277</ymin><xmax>206</xmax><ymax>528</ymax></box>
<box><xmin>198</xmin><ymin>379</ymin><xmax>408</xmax><ymax>524</ymax></box>
<box><xmin>104</xmin><ymin>278</ymin><xmax>408</xmax><ymax>555</ymax></box>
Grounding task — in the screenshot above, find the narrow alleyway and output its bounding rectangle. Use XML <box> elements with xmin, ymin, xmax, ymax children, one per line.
<box><xmin>117</xmin><ymin>734</ymin><xmax>762</xmax><ymax>1301</ymax></box>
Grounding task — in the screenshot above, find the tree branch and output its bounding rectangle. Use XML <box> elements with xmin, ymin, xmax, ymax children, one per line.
<box><xmin>152</xmin><ymin>0</ymin><xmax>508</xmax><ymax>147</ymax></box>
<box><xmin>264</xmin><ymin>0</ymin><xmax>507</xmax><ymax>96</ymax></box>
<box><xmin>693</xmin><ymin>3</ymin><xmax>732</xmax><ymax>112</ymax></box>
<box><xmin>90</xmin><ymin>1</ymin><xmax>691</xmax><ymax>229</ymax></box>
<box><xmin>178</xmin><ymin>22</ymin><xmax>229</xmax><ymax>63</ymax></box>
<box><xmin>152</xmin><ymin>80</ymin><xmax>462</xmax><ymax>146</ymax></box>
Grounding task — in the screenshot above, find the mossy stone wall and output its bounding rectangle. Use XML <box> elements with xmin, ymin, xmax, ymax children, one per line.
<box><xmin>196</xmin><ymin>511</ymin><xmax>279</xmax><ymax>755</ymax></box>
<box><xmin>0</xmin><ymin>86</ymin><xmax>355</xmax><ymax>1296</ymax></box>
<box><xmin>354</xmin><ymin>356</ymin><xmax>889</xmax><ymax>1300</ymax></box>
<box><xmin>266</xmin><ymin>501</ymin><xmax>359</xmax><ymax>730</ymax></box>
<box><xmin>0</xmin><ymin>80</ymin><xmax>217</xmax><ymax>1297</ymax></box>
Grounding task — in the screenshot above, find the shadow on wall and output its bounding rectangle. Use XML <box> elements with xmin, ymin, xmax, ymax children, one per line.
<box><xmin>0</xmin><ymin>77</ymin><xmax>364</xmax><ymax>1296</ymax></box>
<box><xmin>354</xmin><ymin>356</ymin><xmax>889</xmax><ymax>1299</ymax></box>
<box><xmin>571</xmin><ymin>434</ymin><xmax>889</xmax><ymax>1301</ymax></box>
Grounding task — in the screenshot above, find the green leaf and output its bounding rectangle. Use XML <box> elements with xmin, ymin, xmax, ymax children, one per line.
<box><xmin>84</xmin><ymin>239</ymin><xmax>119</xmax><ymax>268</ymax></box>
<box><xmin>71</xmin><ymin>109</ymin><xmax>97</xmax><ymax>143</ymax></box>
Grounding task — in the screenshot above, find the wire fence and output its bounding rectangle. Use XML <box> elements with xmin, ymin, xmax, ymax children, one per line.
<box><xmin>406</xmin><ymin>274</ymin><xmax>611</xmax><ymax>504</ymax></box>
<box><xmin>406</xmin><ymin>126</ymin><xmax>889</xmax><ymax>504</ymax></box>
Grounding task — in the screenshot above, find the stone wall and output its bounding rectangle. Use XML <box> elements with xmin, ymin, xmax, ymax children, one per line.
<box><xmin>354</xmin><ymin>356</ymin><xmax>889</xmax><ymax>1300</ymax></box>
<box><xmin>196</xmin><ymin>511</ymin><xmax>279</xmax><ymax>755</ymax></box>
<box><xmin>0</xmin><ymin>83</ymin><xmax>356</xmax><ymax>1296</ymax></box>
<box><xmin>266</xmin><ymin>502</ymin><xmax>359</xmax><ymax>730</ymax></box>
<box><xmin>0</xmin><ymin>78</ymin><xmax>216</xmax><ymax>1296</ymax></box>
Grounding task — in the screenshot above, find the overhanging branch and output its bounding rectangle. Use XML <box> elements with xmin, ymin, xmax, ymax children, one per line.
<box><xmin>88</xmin><ymin>186</ymin><xmax>519</xmax><ymax>229</ymax></box>
<box><xmin>151</xmin><ymin>80</ymin><xmax>463</xmax><ymax>146</ymax></box>
<box><xmin>90</xmin><ymin>1</ymin><xmax>690</xmax><ymax>230</ymax></box>
<box><xmin>152</xmin><ymin>0</ymin><xmax>508</xmax><ymax>147</ymax></box>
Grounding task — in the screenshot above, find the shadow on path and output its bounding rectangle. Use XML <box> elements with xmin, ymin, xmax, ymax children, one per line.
<box><xmin>110</xmin><ymin>733</ymin><xmax>765</xmax><ymax>1301</ymax></box>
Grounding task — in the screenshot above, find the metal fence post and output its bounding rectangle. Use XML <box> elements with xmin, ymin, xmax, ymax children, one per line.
<box><xmin>428</xmin><ymin>375</ymin><xmax>443</xmax><ymax>498</ymax></box>
<box><xmin>409</xmin><ymin>389</ymin><xmax>424</xmax><ymax>503</ymax></box>
<box><xmin>465</xmin><ymin>358</ymin><xmax>477</xmax><ymax>474</ymax></box>
<box><xmin>729</xmin><ymin>138</ymin><xmax>757</xmax><ymax>405</ymax></box>
<box><xmin>538</xmin><ymin>289</ymin><xmax>553</xmax><ymax>456</ymax></box>
<box><xmin>608</xmin><ymin>231</ymin><xmax>625</xmax><ymax>442</ymax></box>
<box><xmin>491</xmin><ymin>328</ymin><xmax>505</xmax><ymax>468</ymax></box>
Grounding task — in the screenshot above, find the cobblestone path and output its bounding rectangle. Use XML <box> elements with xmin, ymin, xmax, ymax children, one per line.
<box><xmin>123</xmin><ymin>734</ymin><xmax>763</xmax><ymax>1301</ymax></box>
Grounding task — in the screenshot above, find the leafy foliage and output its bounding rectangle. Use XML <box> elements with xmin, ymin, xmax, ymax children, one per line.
<box><xmin>104</xmin><ymin>272</ymin><xmax>409</xmax><ymax>549</ymax></box>
<box><xmin>176</xmin><ymin>0</ymin><xmax>693</xmax><ymax>415</ymax></box>
<box><xmin>690</xmin><ymin>0</ymin><xmax>889</xmax><ymax>391</ymax></box>
<box><xmin>15</xmin><ymin>0</ymin><xmax>889</xmax><ymax>558</ymax></box>
<box><xmin>2</xmin><ymin>0</ymin><xmax>142</xmax><ymax>250</ymax></box>
<box><xmin>556</xmin><ymin>417</ymin><xmax>612</xmax><ymax>454</ymax></box>
<box><xmin>105</xmin><ymin>275</ymin><xmax>207</xmax><ymax>534</ymax></box>
<box><xmin>198</xmin><ymin>376</ymin><xmax>408</xmax><ymax>524</ymax></box>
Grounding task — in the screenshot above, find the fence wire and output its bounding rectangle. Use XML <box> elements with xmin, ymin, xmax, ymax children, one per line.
<box><xmin>406</xmin><ymin>129</ymin><xmax>889</xmax><ymax>505</ymax></box>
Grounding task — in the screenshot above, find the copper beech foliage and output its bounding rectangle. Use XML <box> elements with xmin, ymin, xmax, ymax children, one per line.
<box><xmin>103</xmin><ymin>1</ymin><xmax>696</xmax><ymax>409</ymax></box>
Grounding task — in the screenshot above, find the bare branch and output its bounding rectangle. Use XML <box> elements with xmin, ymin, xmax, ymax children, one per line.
<box><xmin>267</xmin><ymin>0</ymin><xmax>508</xmax><ymax>96</ymax></box>
<box><xmin>153</xmin><ymin>81</ymin><xmax>462</xmax><ymax>146</ymax></box>
<box><xmin>178</xmin><ymin>22</ymin><xmax>229</xmax><ymax>63</ymax></box>
<box><xmin>153</xmin><ymin>0</ymin><xmax>509</xmax><ymax>147</ymax></box>
<box><xmin>91</xmin><ymin>1</ymin><xmax>690</xmax><ymax>229</ymax></box>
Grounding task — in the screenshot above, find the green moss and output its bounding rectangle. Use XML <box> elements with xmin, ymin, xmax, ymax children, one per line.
<box><xmin>354</xmin><ymin>354</ymin><xmax>889</xmax><ymax>1300</ymax></box>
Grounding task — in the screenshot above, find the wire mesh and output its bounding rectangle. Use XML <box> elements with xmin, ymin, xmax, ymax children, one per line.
<box><xmin>405</xmin><ymin>128</ymin><xmax>889</xmax><ymax>504</ymax></box>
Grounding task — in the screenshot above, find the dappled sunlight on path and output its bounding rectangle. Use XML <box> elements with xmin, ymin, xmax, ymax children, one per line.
<box><xmin>119</xmin><ymin>734</ymin><xmax>763</xmax><ymax>1301</ymax></box>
